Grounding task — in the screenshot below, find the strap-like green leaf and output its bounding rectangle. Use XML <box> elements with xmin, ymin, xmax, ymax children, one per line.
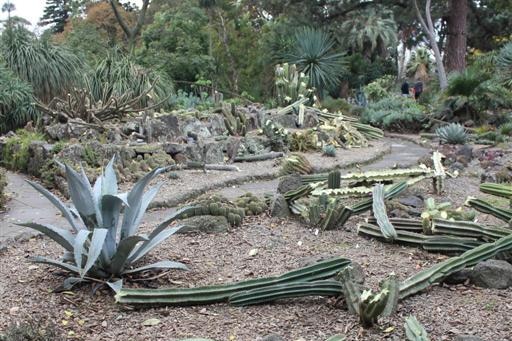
<box><xmin>74</xmin><ymin>230</ymin><xmax>89</xmax><ymax>271</ymax></box>
<box><xmin>110</xmin><ymin>235</ymin><xmax>148</xmax><ymax>276</ymax></box>
<box><xmin>25</xmin><ymin>180</ymin><xmax>82</xmax><ymax>232</ymax></box>
<box><xmin>128</xmin><ymin>226</ymin><xmax>182</xmax><ymax>264</ymax></box>
<box><xmin>17</xmin><ymin>222</ymin><xmax>75</xmax><ymax>251</ymax></box>
<box><xmin>30</xmin><ymin>256</ymin><xmax>80</xmax><ymax>274</ymax></box>
<box><xmin>81</xmin><ymin>228</ymin><xmax>107</xmax><ymax>278</ymax></box>
<box><xmin>123</xmin><ymin>260</ymin><xmax>188</xmax><ymax>275</ymax></box>
<box><xmin>120</xmin><ymin>169</ymin><xmax>165</xmax><ymax>239</ymax></box>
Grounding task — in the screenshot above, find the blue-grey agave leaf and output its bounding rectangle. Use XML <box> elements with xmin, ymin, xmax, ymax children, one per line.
<box><xmin>74</xmin><ymin>230</ymin><xmax>90</xmax><ymax>272</ymax></box>
<box><xmin>17</xmin><ymin>222</ymin><xmax>75</xmax><ymax>252</ymax></box>
<box><xmin>123</xmin><ymin>260</ymin><xmax>188</xmax><ymax>275</ymax></box>
<box><xmin>65</xmin><ymin>164</ymin><xmax>98</xmax><ymax>225</ymax></box>
<box><xmin>25</xmin><ymin>180</ymin><xmax>82</xmax><ymax>232</ymax></box>
<box><xmin>120</xmin><ymin>168</ymin><xmax>166</xmax><ymax>239</ymax></box>
<box><xmin>147</xmin><ymin>206</ymin><xmax>191</xmax><ymax>240</ymax></box>
<box><xmin>128</xmin><ymin>225</ymin><xmax>182</xmax><ymax>264</ymax></box>
<box><xmin>101</xmin><ymin>193</ymin><xmax>129</xmax><ymax>259</ymax></box>
<box><xmin>31</xmin><ymin>256</ymin><xmax>80</xmax><ymax>274</ymax></box>
<box><xmin>107</xmin><ymin>279</ymin><xmax>123</xmax><ymax>294</ymax></box>
<box><xmin>110</xmin><ymin>235</ymin><xmax>148</xmax><ymax>276</ymax></box>
<box><xmin>128</xmin><ymin>182</ymin><xmax>163</xmax><ymax>236</ymax></box>
<box><xmin>103</xmin><ymin>156</ymin><xmax>118</xmax><ymax>196</ymax></box>
<box><xmin>81</xmin><ymin>228</ymin><xmax>108</xmax><ymax>278</ymax></box>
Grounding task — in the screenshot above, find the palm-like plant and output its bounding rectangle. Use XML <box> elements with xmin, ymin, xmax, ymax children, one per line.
<box><xmin>497</xmin><ymin>41</ymin><xmax>512</xmax><ymax>88</ymax></box>
<box><xmin>0</xmin><ymin>65</ymin><xmax>38</xmax><ymax>133</ymax></box>
<box><xmin>340</xmin><ymin>7</ymin><xmax>397</xmax><ymax>58</ymax></box>
<box><xmin>284</xmin><ymin>27</ymin><xmax>347</xmax><ymax>94</ymax></box>
<box><xmin>0</xmin><ymin>26</ymin><xmax>82</xmax><ymax>102</ymax></box>
<box><xmin>20</xmin><ymin>158</ymin><xmax>187</xmax><ymax>287</ymax></box>
<box><xmin>407</xmin><ymin>47</ymin><xmax>432</xmax><ymax>82</ymax></box>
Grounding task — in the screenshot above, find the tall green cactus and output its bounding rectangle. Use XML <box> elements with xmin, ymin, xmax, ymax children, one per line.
<box><xmin>372</xmin><ymin>184</ymin><xmax>397</xmax><ymax>241</ymax></box>
<box><xmin>275</xmin><ymin>63</ymin><xmax>313</xmax><ymax>107</ymax></box>
<box><xmin>404</xmin><ymin>315</ymin><xmax>430</xmax><ymax>341</ymax></box>
<box><xmin>432</xmin><ymin>151</ymin><xmax>446</xmax><ymax>194</ymax></box>
<box><xmin>222</xmin><ymin>103</ymin><xmax>247</xmax><ymax>136</ymax></box>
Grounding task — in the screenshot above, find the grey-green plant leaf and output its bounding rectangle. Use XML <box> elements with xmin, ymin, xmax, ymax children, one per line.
<box><xmin>120</xmin><ymin>168</ymin><xmax>166</xmax><ymax>239</ymax></box>
<box><xmin>107</xmin><ymin>279</ymin><xmax>123</xmax><ymax>294</ymax></box>
<box><xmin>17</xmin><ymin>222</ymin><xmax>75</xmax><ymax>251</ymax></box>
<box><xmin>110</xmin><ymin>235</ymin><xmax>148</xmax><ymax>276</ymax></box>
<box><xmin>101</xmin><ymin>193</ymin><xmax>128</xmax><ymax>259</ymax></box>
<box><xmin>25</xmin><ymin>180</ymin><xmax>82</xmax><ymax>232</ymax></box>
<box><xmin>103</xmin><ymin>156</ymin><xmax>118</xmax><ymax>195</ymax></box>
<box><xmin>129</xmin><ymin>226</ymin><xmax>182</xmax><ymax>263</ymax></box>
<box><xmin>65</xmin><ymin>164</ymin><xmax>96</xmax><ymax>220</ymax></box>
<box><xmin>123</xmin><ymin>260</ymin><xmax>188</xmax><ymax>275</ymax></box>
<box><xmin>31</xmin><ymin>256</ymin><xmax>80</xmax><ymax>274</ymax></box>
<box><xmin>326</xmin><ymin>336</ymin><xmax>346</xmax><ymax>341</ymax></box>
<box><xmin>74</xmin><ymin>230</ymin><xmax>90</xmax><ymax>272</ymax></box>
<box><xmin>81</xmin><ymin>228</ymin><xmax>108</xmax><ymax>278</ymax></box>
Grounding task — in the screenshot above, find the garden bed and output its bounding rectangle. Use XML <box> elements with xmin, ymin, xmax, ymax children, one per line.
<box><xmin>1</xmin><ymin>176</ymin><xmax>511</xmax><ymax>341</ymax></box>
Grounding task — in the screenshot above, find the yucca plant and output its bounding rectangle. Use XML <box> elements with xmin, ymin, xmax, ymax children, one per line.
<box><xmin>497</xmin><ymin>41</ymin><xmax>512</xmax><ymax>88</ymax></box>
<box><xmin>435</xmin><ymin>123</ymin><xmax>467</xmax><ymax>144</ymax></box>
<box><xmin>284</xmin><ymin>27</ymin><xmax>347</xmax><ymax>95</ymax></box>
<box><xmin>407</xmin><ymin>48</ymin><xmax>433</xmax><ymax>82</ymax></box>
<box><xmin>19</xmin><ymin>157</ymin><xmax>187</xmax><ymax>287</ymax></box>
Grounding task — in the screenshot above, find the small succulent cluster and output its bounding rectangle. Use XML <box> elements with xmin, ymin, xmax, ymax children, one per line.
<box><xmin>290</xmin><ymin>129</ymin><xmax>318</xmax><ymax>152</ymax></box>
<box><xmin>121</xmin><ymin>152</ymin><xmax>175</xmax><ymax>181</ymax></box>
<box><xmin>188</xmin><ymin>194</ymin><xmax>245</xmax><ymax>226</ymax></box>
<box><xmin>322</xmin><ymin>144</ymin><xmax>337</xmax><ymax>157</ymax></box>
<box><xmin>280</xmin><ymin>153</ymin><xmax>313</xmax><ymax>175</ymax></box>
<box><xmin>234</xmin><ymin>193</ymin><xmax>268</xmax><ymax>216</ymax></box>
<box><xmin>435</xmin><ymin>123</ymin><xmax>467</xmax><ymax>144</ymax></box>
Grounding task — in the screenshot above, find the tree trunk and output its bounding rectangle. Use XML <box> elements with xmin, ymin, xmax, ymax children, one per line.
<box><xmin>445</xmin><ymin>0</ymin><xmax>468</xmax><ymax>72</ymax></box>
<box><xmin>413</xmin><ymin>0</ymin><xmax>448</xmax><ymax>90</ymax></box>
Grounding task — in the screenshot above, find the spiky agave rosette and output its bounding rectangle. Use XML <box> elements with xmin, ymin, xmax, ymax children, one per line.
<box><xmin>19</xmin><ymin>157</ymin><xmax>187</xmax><ymax>288</ymax></box>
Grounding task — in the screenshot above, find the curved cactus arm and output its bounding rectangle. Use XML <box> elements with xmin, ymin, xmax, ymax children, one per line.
<box><xmin>372</xmin><ymin>184</ymin><xmax>397</xmax><ymax>241</ymax></box>
<box><xmin>123</xmin><ymin>260</ymin><xmax>188</xmax><ymax>275</ymax></box>
<box><xmin>25</xmin><ymin>180</ymin><xmax>83</xmax><ymax>232</ymax></box>
<box><xmin>465</xmin><ymin>197</ymin><xmax>512</xmax><ymax>222</ymax></box>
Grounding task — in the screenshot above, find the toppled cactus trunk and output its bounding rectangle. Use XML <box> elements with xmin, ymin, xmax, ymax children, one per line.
<box><xmin>465</xmin><ymin>198</ymin><xmax>512</xmax><ymax>223</ymax></box>
<box><xmin>431</xmin><ymin>152</ymin><xmax>446</xmax><ymax>194</ymax></box>
<box><xmin>116</xmin><ymin>257</ymin><xmax>351</xmax><ymax>306</ymax></box>
<box><xmin>280</xmin><ymin>154</ymin><xmax>313</xmax><ymax>175</ymax></box>
<box><xmin>405</xmin><ymin>315</ymin><xmax>430</xmax><ymax>341</ymax></box>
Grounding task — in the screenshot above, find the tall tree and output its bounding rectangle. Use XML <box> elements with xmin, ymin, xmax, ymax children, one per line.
<box><xmin>445</xmin><ymin>0</ymin><xmax>468</xmax><ymax>72</ymax></box>
<box><xmin>109</xmin><ymin>0</ymin><xmax>150</xmax><ymax>52</ymax></box>
<box><xmin>40</xmin><ymin>0</ymin><xmax>71</xmax><ymax>33</ymax></box>
<box><xmin>413</xmin><ymin>0</ymin><xmax>448</xmax><ymax>89</ymax></box>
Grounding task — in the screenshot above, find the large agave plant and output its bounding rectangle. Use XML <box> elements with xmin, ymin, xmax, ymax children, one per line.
<box><xmin>19</xmin><ymin>157</ymin><xmax>186</xmax><ymax>286</ymax></box>
<box><xmin>435</xmin><ymin>123</ymin><xmax>467</xmax><ymax>145</ymax></box>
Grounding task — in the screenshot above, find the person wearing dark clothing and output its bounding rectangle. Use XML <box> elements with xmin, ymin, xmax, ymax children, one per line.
<box><xmin>414</xmin><ymin>81</ymin><xmax>423</xmax><ymax>100</ymax></box>
<box><xmin>401</xmin><ymin>81</ymin><xmax>409</xmax><ymax>97</ymax></box>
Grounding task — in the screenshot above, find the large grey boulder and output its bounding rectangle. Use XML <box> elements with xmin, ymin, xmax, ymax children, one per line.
<box><xmin>270</xmin><ymin>194</ymin><xmax>290</xmax><ymax>218</ymax></box>
<box><xmin>469</xmin><ymin>259</ymin><xmax>512</xmax><ymax>289</ymax></box>
<box><xmin>178</xmin><ymin>216</ymin><xmax>230</xmax><ymax>234</ymax></box>
<box><xmin>27</xmin><ymin>142</ymin><xmax>54</xmax><ymax>177</ymax></box>
<box><xmin>277</xmin><ymin>175</ymin><xmax>302</xmax><ymax>194</ymax></box>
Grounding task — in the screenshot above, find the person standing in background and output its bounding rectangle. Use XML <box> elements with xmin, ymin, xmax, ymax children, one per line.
<box><xmin>414</xmin><ymin>81</ymin><xmax>423</xmax><ymax>100</ymax></box>
<box><xmin>401</xmin><ymin>81</ymin><xmax>410</xmax><ymax>97</ymax></box>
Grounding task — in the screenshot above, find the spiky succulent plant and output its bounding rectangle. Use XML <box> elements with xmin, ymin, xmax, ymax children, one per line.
<box><xmin>435</xmin><ymin>123</ymin><xmax>468</xmax><ymax>144</ymax></box>
<box><xmin>20</xmin><ymin>157</ymin><xmax>187</xmax><ymax>287</ymax></box>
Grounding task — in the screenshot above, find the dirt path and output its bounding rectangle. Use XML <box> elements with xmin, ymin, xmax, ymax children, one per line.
<box><xmin>0</xmin><ymin>138</ymin><xmax>427</xmax><ymax>245</ymax></box>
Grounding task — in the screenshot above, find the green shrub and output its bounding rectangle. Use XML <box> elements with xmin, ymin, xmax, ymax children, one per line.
<box><xmin>364</xmin><ymin>75</ymin><xmax>395</xmax><ymax>102</ymax></box>
<box><xmin>0</xmin><ymin>66</ymin><xmax>38</xmax><ymax>134</ymax></box>
<box><xmin>321</xmin><ymin>96</ymin><xmax>352</xmax><ymax>113</ymax></box>
<box><xmin>2</xmin><ymin>130</ymin><xmax>46</xmax><ymax>171</ymax></box>
<box><xmin>0</xmin><ymin>168</ymin><xmax>6</xmax><ymax>209</ymax></box>
<box><xmin>361</xmin><ymin>95</ymin><xmax>426</xmax><ymax>132</ymax></box>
